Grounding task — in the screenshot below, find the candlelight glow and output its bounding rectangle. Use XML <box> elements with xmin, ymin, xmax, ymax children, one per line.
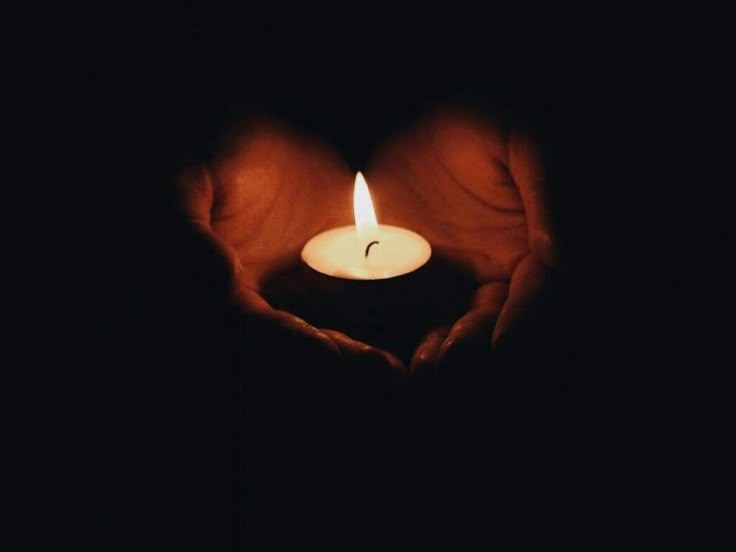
<box><xmin>301</xmin><ymin>170</ymin><xmax>431</xmax><ymax>279</ymax></box>
<box><xmin>353</xmin><ymin>171</ymin><xmax>379</xmax><ymax>239</ymax></box>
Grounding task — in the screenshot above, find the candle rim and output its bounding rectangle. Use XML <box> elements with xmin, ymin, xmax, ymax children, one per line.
<box><xmin>301</xmin><ymin>224</ymin><xmax>432</xmax><ymax>280</ymax></box>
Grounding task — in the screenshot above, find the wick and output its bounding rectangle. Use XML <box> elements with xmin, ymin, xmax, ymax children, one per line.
<box><xmin>364</xmin><ymin>240</ymin><xmax>380</xmax><ymax>258</ymax></box>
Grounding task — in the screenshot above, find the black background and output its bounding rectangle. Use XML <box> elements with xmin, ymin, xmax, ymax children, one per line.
<box><xmin>46</xmin><ymin>1</ymin><xmax>734</xmax><ymax>548</ymax></box>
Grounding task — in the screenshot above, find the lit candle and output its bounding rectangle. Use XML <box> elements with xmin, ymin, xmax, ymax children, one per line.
<box><xmin>301</xmin><ymin>172</ymin><xmax>431</xmax><ymax>280</ymax></box>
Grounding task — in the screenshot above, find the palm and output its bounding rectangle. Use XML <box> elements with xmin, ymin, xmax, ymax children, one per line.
<box><xmin>207</xmin><ymin>123</ymin><xmax>355</xmax><ymax>287</ymax></box>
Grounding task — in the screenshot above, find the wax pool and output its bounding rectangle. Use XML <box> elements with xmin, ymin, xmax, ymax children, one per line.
<box><xmin>301</xmin><ymin>224</ymin><xmax>431</xmax><ymax>280</ymax></box>
<box><xmin>301</xmin><ymin>172</ymin><xmax>431</xmax><ymax>280</ymax></box>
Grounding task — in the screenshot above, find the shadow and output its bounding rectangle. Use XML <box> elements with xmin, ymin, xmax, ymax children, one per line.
<box><xmin>261</xmin><ymin>251</ymin><xmax>476</xmax><ymax>365</ymax></box>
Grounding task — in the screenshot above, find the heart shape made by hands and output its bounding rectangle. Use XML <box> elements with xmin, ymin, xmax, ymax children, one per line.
<box><xmin>175</xmin><ymin>104</ymin><xmax>559</xmax><ymax>383</ymax></box>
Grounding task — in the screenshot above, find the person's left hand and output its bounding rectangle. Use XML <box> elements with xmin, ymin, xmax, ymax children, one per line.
<box><xmin>365</xmin><ymin>107</ymin><xmax>560</xmax><ymax>378</ymax></box>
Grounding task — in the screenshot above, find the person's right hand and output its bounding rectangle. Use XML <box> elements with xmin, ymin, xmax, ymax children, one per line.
<box><xmin>175</xmin><ymin>118</ymin><xmax>406</xmax><ymax>384</ymax></box>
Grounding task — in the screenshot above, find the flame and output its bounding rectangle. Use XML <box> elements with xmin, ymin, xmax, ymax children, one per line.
<box><xmin>353</xmin><ymin>171</ymin><xmax>379</xmax><ymax>239</ymax></box>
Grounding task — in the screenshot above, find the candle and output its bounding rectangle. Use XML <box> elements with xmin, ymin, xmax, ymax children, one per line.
<box><xmin>301</xmin><ymin>172</ymin><xmax>431</xmax><ymax>280</ymax></box>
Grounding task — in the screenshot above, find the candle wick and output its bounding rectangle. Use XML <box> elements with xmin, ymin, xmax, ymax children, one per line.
<box><xmin>364</xmin><ymin>240</ymin><xmax>380</xmax><ymax>258</ymax></box>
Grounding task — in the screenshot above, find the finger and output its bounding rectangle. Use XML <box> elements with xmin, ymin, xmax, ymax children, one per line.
<box><xmin>170</xmin><ymin>171</ymin><xmax>346</xmax><ymax>374</ymax></box>
<box><xmin>177</xmin><ymin>221</ymin><xmax>244</xmax><ymax>292</ymax></box>
<box><xmin>165</xmin><ymin>219</ymin><xmax>246</xmax><ymax>312</ymax></box>
<box><xmin>492</xmin><ymin>254</ymin><xmax>552</xmax><ymax>349</ymax></box>
<box><xmin>321</xmin><ymin>329</ymin><xmax>407</xmax><ymax>383</ymax></box>
<box><xmin>409</xmin><ymin>326</ymin><xmax>450</xmax><ymax>378</ymax></box>
<box><xmin>434</xmin><ymin>283</ymin><xmax>508</xmax><ymax>377</ymax></box>
<box><xmin>435</xmin><ymin>310</ymin><xmax>497</xmax><ymax>378</ymax></box>
<box><xmin>253</xmin><ymin>312</ymin><xmax>343</xmax><ymax>377</ymax></box>
<box><xmin>175</xmin><ymin>165</ymin><xmax>214</xmax><ymax>224</ymax></box>
<box><xmin>508</xmin><ymin>131</ymin><xmax>559</xmax><ymax>268</ymax></box>
<box><xmin>237</xmin><ymin>285</ymin><xmax>343</xmax><ymax>376</ymax></box>
<box><xmin>268</xmin><ymin>310</ymin><xmax>343</xmax><ymax>359</ymax></box>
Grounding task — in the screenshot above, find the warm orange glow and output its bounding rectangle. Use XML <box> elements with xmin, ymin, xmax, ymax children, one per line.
<box><xmin>353</xmin><ymin>171</ymin><xmax>379</xmax><ymax>239</ymax></box>
<box><xmin>302</xmin><ymin>170</ymin><xmax>431</xmax><ymax>279</ymax></box>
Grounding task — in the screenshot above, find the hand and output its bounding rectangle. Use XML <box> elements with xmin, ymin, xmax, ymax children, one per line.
<box><xmin>366</xmin><ymin>107</ymin><xmax>560</xmax><ymax>378</ymax></box>
<box><xmin>174</xmin><ymin>118</ymin><xmax>406</xmax><ymax>383</ymax></box>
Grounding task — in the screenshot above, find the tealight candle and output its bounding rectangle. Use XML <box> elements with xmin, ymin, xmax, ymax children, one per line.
<box><xmin>301</xmin><ymin>172</ymin><xmax>431</xmax><ymax>280</ymax></box>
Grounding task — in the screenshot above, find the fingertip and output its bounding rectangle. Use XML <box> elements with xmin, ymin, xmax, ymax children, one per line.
<box><xmin>384</xmin><ymin>350</ymin><xmax>408</xmax><ymax>377</ymax></box>
<box><xmin>491</xmin><ymin>324</ymin><xmax>504</xmax><ymax>348</ymax></box>
<box><xmin>409</xmin><ymin>352</ymin><xmax>434</xmax><ymax>378</ymax></box>
<box><xmin>434</xmin><ymin>338</ymin><xmax>456</xmax><ymax>376</ymax></box>
<box><xmin>409</xmin><ymin>326</ymin><xmax>450</xmax><ymax>378</ymax></box>
<box><xmin>362</xmin><ymin>345</ymin><xmax>406</xmax><ymax>380</ymax></box>
<box><xmin>530</xmin><ymin>230</ymin><xmax>560</xmax><ymax>269</ymax></box>
<box><xmin>434</xmin><ymin>315</ymin><xmax>494</xmax><ymax>378</ymax></box>
<box><xmin>434</xmin><ymin>323</ymin><xmax>470</xmax><ymax>368</ymax></box>
<box><xmin>321</xmin><ymin>329</ymin><xmax>402</xmax><ymax>381</ymax></box>
<box><xmin>314</xmin><ymin>329</ymin><xmax>344</xmax><ymax>358</ymax></box>
<box><xmin>277</xmin><ymin>312</ymin><xmax>343</xmax><ymax>359</ymax></box>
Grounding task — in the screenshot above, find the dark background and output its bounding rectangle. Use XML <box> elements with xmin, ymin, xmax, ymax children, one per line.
<box><xmin>53</xmin><ymin>1</ymin><xmax>733</xmax><ymax>548</ymax></box>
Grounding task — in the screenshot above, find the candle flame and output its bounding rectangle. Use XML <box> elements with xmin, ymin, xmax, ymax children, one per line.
<box><xmin>353</xmin><ymin>171</ymin><xmax>379</xmax><ymax>239</ymax></box>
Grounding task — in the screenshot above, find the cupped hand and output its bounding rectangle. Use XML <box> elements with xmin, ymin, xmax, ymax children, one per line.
<box><xmin>365</xmin><ymin>107</ymin><xmax>560</xmax><ymax>378</ymax></box>
<box><xmin>174</xmin><ymin>118</ymin><xmax>406</xmax><ymax>382</ymax></box>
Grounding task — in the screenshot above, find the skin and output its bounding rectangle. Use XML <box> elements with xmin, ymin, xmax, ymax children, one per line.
<box><xmin>367</xmin><ymin>107</ymin><xmax>559</xmax><ymax>377</ymax></box>
<box><xmin>175</xmin><ymin>107</ymin><xmax>558</xmax><ymax>382</ymax></box>
<box><xmin>176</xmin><ymin>117</ymin><xmax>406</xmax><ymax>383</ymax></box>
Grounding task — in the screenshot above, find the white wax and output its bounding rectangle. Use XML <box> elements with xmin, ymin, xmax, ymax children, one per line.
<box><xmin>301</xmin><ymin>224</ymin><xmax>432</xmax><ymax>280</ymax></box>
